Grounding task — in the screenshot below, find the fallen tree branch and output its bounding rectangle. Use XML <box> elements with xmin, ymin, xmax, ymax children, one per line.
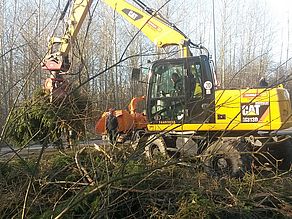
<box><xmin>75</xmin><ymin>147</ymin><xmax>94</xmax><ymax>185</ymax></box>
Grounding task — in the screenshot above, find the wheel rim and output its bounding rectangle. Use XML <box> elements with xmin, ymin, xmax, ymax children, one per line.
<box><xmin>145</xmin><ymin>135</ymin><xmax>167</xmax><ymax>159</ymax></box>
<box><xmin>213</xmin><ymin>155</ymin><xmax>231</xmax><ymax>173</ymax></box>
<box><xmin>150</xmin><ymin>144</ymin><xmax>161</xmax><ymax>157</ymax></box>
<box><xmin>217</xmin><ymin>157</ymin><xmax>228</xmax><ymax>169</ymax></box>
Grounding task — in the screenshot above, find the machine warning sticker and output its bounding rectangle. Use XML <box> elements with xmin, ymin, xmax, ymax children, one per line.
<box><xmin>147</xmin><ymin>21</ymin><xmax>162</xmax><ymax>31</ymax></box>
<box><xmin>241</xmin><ymin>102</ymin><xmax>269</xmax><ymax>123</ymax></box>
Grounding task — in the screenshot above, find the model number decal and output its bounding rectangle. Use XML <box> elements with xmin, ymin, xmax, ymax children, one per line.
<box><xmin>242</xmin><ymin>117</ymin><xmax>259</xmax><ymax>123</ymax></box>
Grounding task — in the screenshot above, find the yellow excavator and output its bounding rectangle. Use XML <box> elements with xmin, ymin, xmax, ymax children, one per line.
<box><xmin>42</xmin><ymin>0</ymin><xmax>292</xmax><ymax>176</ymax></box>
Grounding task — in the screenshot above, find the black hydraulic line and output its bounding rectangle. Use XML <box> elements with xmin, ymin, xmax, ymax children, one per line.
<box><xmin>59</xmin><ymin>0</ymin><xmax>72</xmax><ymax>21</ymax></box>
<box><xmin>132</xmin><ymin>0</ymin><xmax>206</xmax><ymax>55</ymax></box>
<box><xmin>49</xmin><ymin>0</ymin><xmax>72</xmax><ymax>41</ymax></box>
<box><xmin>190</xmin><ymin>42</ymin><xmax>209</xmax><ymax>57</ymax></box>
<box><xmin>131</xmin><ymin>0</ymin><xmax>147</xmax><ymax>9</ymax></box>
<box><xmin>131</xmin><ymin>0</ymin><xmax>153</xmax><ymax>14</ymax></box>
<box><xmin>132</xmin><ymin>0</ymin><xmax>189</xmax><ymax>40</ymax></box>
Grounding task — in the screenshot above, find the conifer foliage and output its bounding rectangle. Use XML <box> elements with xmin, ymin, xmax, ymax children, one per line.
<box><xmin>5</xmin><ymin>87</ymin><xmax>90</xmax><ymax>147</ymax></box>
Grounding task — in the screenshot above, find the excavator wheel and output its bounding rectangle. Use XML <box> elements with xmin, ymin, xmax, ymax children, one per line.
<box><xmin>274</xmin><ymin>138</ymin><xmax>292</xmax><ymax>170</ymax></box>
<box><xmin>144</xmin><ymin>135</ymin><xmax>167</xmax><ymax>160</ymax></box>
<box><xmin>202</xmin><ymin>138</ymin><xmax>252</xmax><ymax>177</ymax></box>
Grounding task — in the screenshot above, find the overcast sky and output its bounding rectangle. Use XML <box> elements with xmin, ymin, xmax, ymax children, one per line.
<box><xmin>267</xmin><ymin>0</ymin><xmax>292</xmax><ymax>61</ymax></box>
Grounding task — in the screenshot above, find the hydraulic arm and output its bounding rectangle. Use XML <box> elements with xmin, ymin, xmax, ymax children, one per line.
<box><xmin>42</xmin><ymin>0</ymin><xmax>194</xmax><ymax>74</ymax></box>
<box><xmin>42</xmin><ymin>0</ymin><xmax>93</xmax><ymax>99</ymax></box>
<box><xmin>42</xmin><ymin>0</ymin><xmax>196</xmax><ymax>99</ymax></box>
<box><xmin>42</xmin><ymin>0</ymin><xmax>93</xmax><ymax>72</ymax></box>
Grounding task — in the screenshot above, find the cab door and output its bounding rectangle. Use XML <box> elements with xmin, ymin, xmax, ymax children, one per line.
<box><xmin>185</xmin><ymin>55</ymin><xmax>215</xmax><ymax>124</ymax></box>
<box><xmin>147</xmin><ymin>56</ymin><xmax>215</xmax><ymax>124</ymax></box>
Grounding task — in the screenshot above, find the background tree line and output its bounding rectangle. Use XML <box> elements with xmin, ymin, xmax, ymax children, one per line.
<box><xmin>0</xmin><ymin>0</ymin><xmax>291</xmax><ymax>133</ymax></box>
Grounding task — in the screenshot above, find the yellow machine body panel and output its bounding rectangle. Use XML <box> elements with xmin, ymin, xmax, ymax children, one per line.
<box><xmin>269</xmin><ymin>87</ymin><xmax>292</xmax><ymax>130</ymax></box>
<box><xmin>147</xmin><ymin>86</ymin><xmax>292</xmax><ymax>133</ymax></box>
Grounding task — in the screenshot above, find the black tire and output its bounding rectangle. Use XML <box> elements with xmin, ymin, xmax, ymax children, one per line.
<box><xmin>144</xmin><ymin>135</ymin><xmax>167</xmax><ymax>159</ymax></box>
<box><xmin>277</xmin><ymin>138</ymin><xmax>292</xmax><ymax>170</ymax></box>
<box><xmin>202</xmin><ymin>138</ymin><xmax>252</xmax><ymax>177</ymax></box>
<box><xmin>261</xmin><ymin>138</ymin><xmax>292</xmax><ymax>170</ymax></box>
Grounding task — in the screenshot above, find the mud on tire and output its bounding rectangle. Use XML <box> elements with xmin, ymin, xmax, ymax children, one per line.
<box><xmin>202</xmin><ymin>138</ymin><xmax>252</xmax><ymax>177</ymax></box>
<box><xmin>144</xmin><ymin>135</ymin><xmax>167</xmax><ymax>159</ymax></box>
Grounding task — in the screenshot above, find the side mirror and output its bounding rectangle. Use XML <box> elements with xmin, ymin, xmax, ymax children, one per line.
<box><xmin>131</xmin><ymin>68</ymin><xmax>141</xmax><ymax>81</ymax></box>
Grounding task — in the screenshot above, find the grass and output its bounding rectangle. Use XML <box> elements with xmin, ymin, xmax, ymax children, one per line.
<box><xmin>0</xmin><ymin>144</ymin><xmax>292</xmax><ymax>218</ymax></box>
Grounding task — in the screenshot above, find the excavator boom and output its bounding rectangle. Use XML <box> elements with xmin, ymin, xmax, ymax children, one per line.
<box><xmin>103</xmin><ymin>0</ymin><xmax>191</xmax><ymax>57</ymax></box>
<box><xmin>42</xmin><ymin>0</ymin><xmax>196</xmax><ymax>99</ymax></box>
<box><xmin>42</xmin><ymin>0</ymin><xmax>193</xmax><ymax>73</ymax></box>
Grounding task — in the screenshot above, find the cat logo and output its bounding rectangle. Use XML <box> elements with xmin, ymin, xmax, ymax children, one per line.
<box><xmin>242</xmin><ymin>104</ymin><xmax>261</xmax><ymax>116</ymax></box>
<box><xmin>122</xmin><ymin>9</ymin><xmax>143</xmax><ymax>21</ymax></box>
<box><xmin>241</xmin><ymin>102</ymin><xmax>269</xmax><ymax>123</ymax></box>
